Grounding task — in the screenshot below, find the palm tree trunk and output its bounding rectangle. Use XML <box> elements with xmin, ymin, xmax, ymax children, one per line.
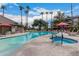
<box><xmin>42</xmin><ymin>14</ymin><xmax>43</xmax><ymax>20</ymax></box>
<box><xmin>40</xmin><ymin>14</ymin><xmax>43</xmax><ymax>31</ymax></box>
<box><xmin>3</xmin><ymin>8</ymin><xmax>4</xmax><ymax>16</ymax></box>
<box><xmin>26</xmin><ymin>13</ymin><xmax>28</xmax><ymax>30</ymax></box>
<box><xmin>46</xmin><ymin>14</ymin><xmax>48</xmax><ymax>30</ymax></box>
<box><xmin>40</xmin><ymin>19</ymin><xmax>41</xmax><ymax>31</ymax></box>
<box><xmin>71</xmin><ymin>3</ymin><xmax>73</xmax><ymax>27</ymax></box>
<box><xmin>46</xmin><ymin>14</ymin><xmax>48</xmax><ymax>21</ymax></box>
<box><xmin>51</xmin><ymin>13</ymin><xmax>52</xmax><ymax>30</ymax></box>
<box><xmin>20</xmin><ymin>10</ymin><xmax>22</xmax><ymax>25</ymax></box>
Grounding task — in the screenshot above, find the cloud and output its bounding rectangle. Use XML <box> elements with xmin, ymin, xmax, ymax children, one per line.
<box><xmin>29</xmin><ymin>11</ymin><xmax>40</xmax><ymax>16</ymax></box>
<box><xmin>33</xmin><ymin>7</ymin><xmax>49</xmax><ymax>13</ymax></box>
<box><xmin>13</xmin><ymin>3</ymin><xmax>19</xmax><ymax>7</ymax></box>
<box><xmin>0</xmin><ymin>7</ymin><xmax>64</xmax><ymax>27</ymax></box>
<box><xmin>32</xmin><ymin>7</ymin><xmax>64</xmax><ymax>21</ymax></box>
<box><xmin>1</xmin><ymin>13</ymin><xmax>34</xmax><ymax>27</ymax></box>
<box><xmin>65</xmin><ymin>5</ymin><xmax>79</xmax><ymax>16</ymax></box>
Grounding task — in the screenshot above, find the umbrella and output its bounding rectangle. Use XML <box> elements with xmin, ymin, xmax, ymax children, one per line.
<box><xmin>57</xmin><ymin>22</ymin><xmax>69</xmax><ymax>45</ymax></box>
<box><xmin>57</xmin><ymin>22</ymin><xmax>68</xmax><ymax>26</ymax></box>
<box><xmin>57</xmin><ymin>22</ymin><xmax>69</xmax><ymax>31</ymax></box>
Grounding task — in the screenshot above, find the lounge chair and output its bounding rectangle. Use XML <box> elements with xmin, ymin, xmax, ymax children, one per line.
<box><xmin>67</xmin><ymin>32</ymin><xmax>77</xmax><ymax>36</ymax></box>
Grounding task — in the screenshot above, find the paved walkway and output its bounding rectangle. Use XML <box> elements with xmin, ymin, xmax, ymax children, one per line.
<box><xmin>12</xmin><ymin>34</ymin><xmax>79</xmax><ymax>56</ymax></box>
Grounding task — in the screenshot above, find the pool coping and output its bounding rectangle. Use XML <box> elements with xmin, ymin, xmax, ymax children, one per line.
<box><xmin>0</xmin><ymin>31</ymin><xmax>56</xmax><ymax>39</ymax></box>
<box><xmin>0</xmin><ymin>32</ymin><xmax>29</xmax><ymax>39</ymax></box>
<box><xmin>56</xmin><ymin>34</ymin><xmax>79</xmax><ymax>46</ymax></box>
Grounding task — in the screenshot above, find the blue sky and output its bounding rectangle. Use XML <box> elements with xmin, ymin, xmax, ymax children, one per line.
<box><xmin>0</xmin><ymin>3</ymin><xmax>79</xmax><ymax>27</ymax></box>
<box><xmin>0</xmin><ymin>3</ymin><xmax>79</xmax><ymax>16</ymax></box>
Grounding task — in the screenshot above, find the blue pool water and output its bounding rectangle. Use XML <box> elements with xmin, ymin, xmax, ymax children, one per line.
<box><xmin>0</xmin><ymin>31</ymin><xmax>55</xmax><ymax>55</ymax></box>
<box><xmin>50</xmin><ymin>37</ymin><xmax>78</xmax><ymax>44</ymax></box>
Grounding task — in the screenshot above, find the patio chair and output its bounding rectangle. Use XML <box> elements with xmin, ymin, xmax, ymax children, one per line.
<box><xmin>67</xmin><ymin>32</ymin><xmax>77</xmax><ymax>36</ymax></box>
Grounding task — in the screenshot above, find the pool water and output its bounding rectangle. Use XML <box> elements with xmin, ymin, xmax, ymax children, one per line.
<box><xmin>50</xmin><ymin>37</ymin><xmax>78</xmax><ymax>44</ymax></box>
<box><xmin>0</xmin><ymin>31</ymin><xmax>55</xmax><ymax>55</ymax></box>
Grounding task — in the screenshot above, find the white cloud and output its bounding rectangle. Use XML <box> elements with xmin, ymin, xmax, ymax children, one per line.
<box><xmin>0</xmin><ymin>13</ymin><xmax>32</xmax><ymax>26</ymax></box>
<box><xmin>33</xmin><ymin>7</ymin><xmax>50</xmax><ymax>14</ymax></box>
<box><xmin>31</xmin><ymin>9</ymin><xmax>64</xmax><ymax>23</ymax></box>
<box><xmin>13</xmin><ymin>3</ymin><xmax>19</xmax><ymax>7</ymax></box>
<box><xmin>29</xmin><ymin>11</ymin><xmax>40</xmax><ymax>16</ymax></box>
<box><xmin>0</xmin><ymin>7</ymin><xmax>64</xmax><ymax>27</ymax></box>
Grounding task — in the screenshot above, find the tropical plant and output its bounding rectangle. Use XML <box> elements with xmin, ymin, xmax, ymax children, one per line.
<box><xmin>1</xmin><ymin>5</ymin><xmax>6</xmax><ymax>16</ymax></box>
<box><xmin>50</xmin><ymin>12</ymin><xmax>53</xmax><ymax>30</ymax></box>
<box><xmin>25</xmin><ymin>6</ymin><xmax>30</xmax><ymax>29</ymax></box>
<box><xmin>19</xmin><ymin>5</ymin><xmax>24</xmax><ymax>25</ymax></box>
<box><xmin>32</xmin><ymin>19</ymin><xmax>48</xmax><ymax>30</ymax></box>
<box><xmin>71</xmin><ymin>3</ymin><xmax>74</xmax><ymax>25</ymax></box>
<box><xmin>46</xmin><ymin>12</ymin><xmax>48</xmax><ymax>20</ymax></box>
<box><xmin>64</xmin><ymin>16</ymin><xmax>71</xmax><ymax>22</ymax></box>
<box><xmin>45</xmin><ymin>12</ymin><xmax>49</xmax><ymax>30</ymax></box>
<box><xmin>40</xmin><ymin>12</ymin><xmax>44</xmax><ymax>20</ymax></box>
<box><xmin>76</xmin><ymin>19</ymin><xmax>79</xmax><ymax>31</ymax></box>
<box><xmin>53</xmin><ymin>11</ymin><xmax>65</xmax><ymax>26</ymax></box>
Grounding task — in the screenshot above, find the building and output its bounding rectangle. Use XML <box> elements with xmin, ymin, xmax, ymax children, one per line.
<box><xmin>0</xmin><ymin>15</ymin><xmax>24</xmax><ymax>35</ymax></box>
<box><xmin>73</xmin><ymin>16</ymin><xmax>79</xmax><ymax>27</ymax></box>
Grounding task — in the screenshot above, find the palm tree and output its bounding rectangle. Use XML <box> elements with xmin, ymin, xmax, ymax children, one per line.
<box><xmin>50</xmin><ymin>12</ymin><xmax>53</xmax><ymax>30</ymax></box>
<box><xmin>19</xmin><ymin>5</ymin><xmax>24</xmax><ymax>26</ymax></box>
<box><xmin>71</xmin><ymin>3</ymin><xmax>74</xmax><ymax>26</ymax></box>
<box><xmin>57</xmin><ymin>11</ymin><xmax>61</xmax><ymax>20</ymax></box>
<box><xmin>77</xmin><ymin>18</ymin><xmax>79</xmax><ymax>31</ymax></box>
<box><xmin>40</xmin><ymin>12</ymin><xmax>44</xmax><ymax>20</ymax></box>
<box><xmin>46</xmin><ymin>12</ymin><xmax>48</xmax><ymax>30</ymax></box>
<box><xmin>46</xmin><ymin>12</ymin><xmax>48</xmax><ymax>20</ymax></box>
<box><xmin>40</xmin><ymin>12</ymin><xmax>44</xmax><ymax>30</ymax></box>
<box><xmin>25</xmin><ymin>6</ymin><xmax>30</xmax><ymax>29</ymax></box>
<box><xmin>1</xmin><ymin>5</ymin><xmax>6</xmax><ymax>16</ymax></box>
<box><xmin>32</xmin><ymin>19</ymin><xmax>48</xmax><ymax>30</ymax></box>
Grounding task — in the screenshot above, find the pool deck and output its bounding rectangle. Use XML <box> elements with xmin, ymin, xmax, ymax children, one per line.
<box><xmin>11</xmin><ymin>33</ymin><xmax>79</xmax><ymax>56</ymax></box>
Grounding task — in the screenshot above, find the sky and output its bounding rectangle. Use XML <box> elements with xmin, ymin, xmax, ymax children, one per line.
<box><xmin>0</xmin><ymin>3</ymin><xmax>79</xmax><ymax>16</ymax></box>
<box><xmin>0</xmin><ymin>3</ymin><xmax>79</xmax><ymax>27</ymax></box>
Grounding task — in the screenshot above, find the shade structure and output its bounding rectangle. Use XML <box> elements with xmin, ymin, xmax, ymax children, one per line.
<box><xmin>0</xmin><ymin>23</ymin><xmax>11</xmax><ymax>27</ymax></box>
<box><xmin>57</xmin><ymin>22</ymin><xmax>69</xmax><ymax>45</ymax></box>
<box><xmin>57</xmin><ymin>22</ymin><xmax>69</xmax><ymax>26</ymax></box>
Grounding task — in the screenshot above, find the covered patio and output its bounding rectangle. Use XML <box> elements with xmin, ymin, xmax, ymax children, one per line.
<box><xmin>0</xmin><ymin>15</ymin><xmax>24</xmax><ymax>35</ymax></box>
<box><xmin>0</xmin><ymin>23</ymin><xmax>12</xmax><ymax>35</ymax></box>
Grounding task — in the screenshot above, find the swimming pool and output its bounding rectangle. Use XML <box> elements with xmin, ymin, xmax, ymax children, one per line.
<box><xmin>0</xmin><ymin>31</ymin><xmax>55</xmax><ymax>55</ymax></box>
<box><xmin>50</xmin><ymin>37</ymin><xmax>78</xmax><ymax>44</ymax></box>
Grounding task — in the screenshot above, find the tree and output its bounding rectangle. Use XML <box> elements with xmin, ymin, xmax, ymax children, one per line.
<box><xmin>64</xmin><ymin>16</ymin><xmax>72</xmax><ymax>23</ymax></box>
<box><xmin>19</xmin><ymin>5</ymin><xmax>24</xmax><ymax>25</ymax></box>
<box><xmin>45</xmin><ymin>12</ymin><xmax>49</xmax><ymax>30</ymax></box>
<box><xmin>25</xmin><ymin>6</ymin><xmax>30</xmax><ymax>29</ymax></box>
<box><xmin>1</xmin><ymin>5</ymin><xmax>6</xmax><ymax>16</ymax></box>
<box><xmin>76</xmin><ymin>18</ymin><xmax>79</xmax><ymax>31</ymax></box>
<box><xmin>53</xmin><ymin>19</ymin><xmax>64</xmax><ymax>28</ymax></box>
<box><xmin>71</xmin><ymin>3</ymin><xmax>74</xmax><ymax>26</ymax></box>
<box><xmin>40</xmin><ymin>12</ymin><xmax>44</xmax><ymax>20</ymax></box>
<box><xmin>50</xmin><ymin>12</ymin><xmax>53</xmax><ymax>30</ymax></box>
<box><xmin>57</xmin><ymin>11</ymin><xmax>64</xmax><ymax>20</ymax></box>
<box><xmin>53</xmin><ymin>11</ymin><xmax>65</xmax><ymax>27</ymax></box>
<box><xmin>32</xmin><ymin>19</ymin><xmax>48</xmax><ymax>30</ymax></box>
<box><xmin>46</xmin><ymin>12</ymin><xmax>48</xmax><ymax>21</ymax></box>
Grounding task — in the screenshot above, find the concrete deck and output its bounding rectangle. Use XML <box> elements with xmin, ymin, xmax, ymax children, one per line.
<box><xmin>11</xmin><ymin>34</ymin><xmax>79</xmax><ymax>56</ymax></box>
